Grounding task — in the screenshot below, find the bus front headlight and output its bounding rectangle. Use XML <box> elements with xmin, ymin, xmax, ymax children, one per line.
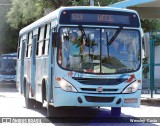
<box><xmin>122</xmin><ymin>81</ymin><xmax>140</xmax><ymax>93</ymax></box>
<box><xmin>56</xmin><ymin>77</ymin><xmax>77</xmax><ymax>92</ymax></box>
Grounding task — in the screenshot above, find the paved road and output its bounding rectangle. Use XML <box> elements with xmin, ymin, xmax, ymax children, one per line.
<box><xmin>0</xmin><ymin>85</ymin><xmax>160</xmax><ymax>126</ymax></box>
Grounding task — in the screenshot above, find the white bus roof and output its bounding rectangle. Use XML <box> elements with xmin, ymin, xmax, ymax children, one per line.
<box><xmin>19</xmin><ymin>6</ymin><xmax>138</xmax><ymax>35</ymax></box>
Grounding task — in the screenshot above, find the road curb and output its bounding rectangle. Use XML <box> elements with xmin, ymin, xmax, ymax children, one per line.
<box><xmin>141</xmin><ymin>98</ymin><xmax>160</xmax><ymax>106</ymax></box>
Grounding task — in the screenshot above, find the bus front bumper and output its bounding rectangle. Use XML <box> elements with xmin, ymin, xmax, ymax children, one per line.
<box><xmin>53</xmin><ymin>88</ymin><xmax>141</xmax><ymax>108</ymax></box>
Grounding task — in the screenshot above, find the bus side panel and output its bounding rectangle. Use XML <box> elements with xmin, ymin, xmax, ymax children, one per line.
<box><xmin>24</xmin><ymin>58</ymin><xmax>32</xmax><ymax>97</ymax></box>
<box><xmin>19</xmin><ymin>42</ymin><xmax>25</xmax><ymax>94</ymax></box>
<box><xmin>16</xmin><ymin>60</ymin><xmax>21</xmax><ymax>92</ymax></box>
<box><xmin>35</xmin><ymin>56</ymin><xmax>48</xmax><ymax>102</ymax></box>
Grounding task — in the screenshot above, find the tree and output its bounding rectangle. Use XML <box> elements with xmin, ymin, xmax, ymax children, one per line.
<box><xmin>141</xmin><ymin>19</ymin><xmax>160</xmax><ymax>32</ymax></box>
<box><xmin>6</xmin><ymin>0</ymin><xmax>76</xmax><ymax>29</ymax></box>
<box><xmin>0</xmin><ymin>0</ymin><xmax>18</xmax><ymax>54</ymax></box>
<box><xmin>5</xmin><ymin>0</ymin><xmax>160</xmax><ymax>54</ymax></box>
<box><xmin>7</xmin><ymin>0</ymin><xmax>44</xmax><ymax>29</ymax></box>
<box><xmin>69</xmin><ymin>0</ymin><xmax>122</xmax><ymax>6</ymax></box>
<box><xmin>7</xmin><ymin>0</ymin><xmax>122</xmax><ymax>29</ymax></box>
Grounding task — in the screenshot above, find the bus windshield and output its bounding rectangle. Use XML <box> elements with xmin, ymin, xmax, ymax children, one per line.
<box><xmin>58</xmin><ymin>27</ymin><xmax>140</xmax><ymax>74</ymax></box>
<box><xmin>0</xmin><ymin>56</ymin><xmax>17</xmax><ymax>75</ymax></box>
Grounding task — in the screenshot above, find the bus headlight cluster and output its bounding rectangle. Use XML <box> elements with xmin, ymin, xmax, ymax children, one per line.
<box><xmin>56</xmin><ymin>77</ymin><xmax>77</xmax><ymax>92</ymax></box>
<box><xmin>122</xmin><ymin>81</ymin><xmax>141</xmax><ymax>93</ymax></box>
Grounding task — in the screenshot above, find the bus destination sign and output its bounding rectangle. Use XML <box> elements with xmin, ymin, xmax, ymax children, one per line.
<box><xmin>60</xmin><ymin>10</ymin><xmax>139</xmax><ymax>27</ymax></box>
<box><xmin>71</xmin><ymin>13</ymin><xmax>130</xmax><ymax>25</ymax></box>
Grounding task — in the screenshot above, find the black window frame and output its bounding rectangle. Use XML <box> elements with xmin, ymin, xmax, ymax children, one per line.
<box><xmin>57</xmin><ymin>26</ymin><xmax>141</xmax><ymax>75</ymax></box>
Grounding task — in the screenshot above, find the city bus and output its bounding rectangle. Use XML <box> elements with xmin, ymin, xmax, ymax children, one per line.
<box><xmin>17</xmin><ymin>6</ymin><xmax>142</xmax><ymax>117</ymax></box>
<box><xmin>0</xmin><ymin>53</ymin><xmax>17</xmax><ymax>85</ymax></box>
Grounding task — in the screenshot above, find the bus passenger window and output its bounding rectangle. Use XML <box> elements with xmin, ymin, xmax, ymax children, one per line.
<box><xmin>36</xmin><ymin>28</ymin><xmax>40</xmax><ymax>55</ymax></box>
<box><xmin>36</xmin><ymin>42</ymin><xmax>39</xmax><ymax>55</ymax></box>
<box><xmin>42</xmin><ymin>25</ymin><xmax>47</xmax><ymax>55</ymax></box>
<box><xmin>44</xmin><ymin>24</ymin><xmax>50</xmax><ymax>55</ymax></box>
<box><xmin>18</xmin><ymin>37</ymin><xmax>22</xmax><ymax>59</ymax></box>
<box><xmin>37</xmin><ymin>26</ymin><xmax>45</xmax><ymax>56</ymax></box>
<box><xmin>26</xmin><ymin>32</ymin><xmax>32</xmax><ymax>58</ymax></box>
<box><xmin>26</xmin><ymin>34</ymin><xmax>29</xmax><ymax>57</ymax></box>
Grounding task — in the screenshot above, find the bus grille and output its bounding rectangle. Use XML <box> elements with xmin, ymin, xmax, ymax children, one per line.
<box><xmin>81</xmin><ymin>88</ymin><xmax>118</xmax><ymax>92</ymax></box>
<box><xmin>85</xmin><ymin>96</ymin><xmax>115</xmax><ymax>103</ymax></box>
<box><xmin>72</xmin><ymin>77</ymin><xmax>127</xmax><ymax>85</ymax></box>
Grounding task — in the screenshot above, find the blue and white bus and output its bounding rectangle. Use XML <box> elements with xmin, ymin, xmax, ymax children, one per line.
<box><xmin>0</xmin><ymin>53</ymin><xmax>17</xmax><ymax>85</ymax></box>
<box><xmin>17</xmin><ymin>6</ymin><xmax>143</xmax><ymax>117</ymax></box>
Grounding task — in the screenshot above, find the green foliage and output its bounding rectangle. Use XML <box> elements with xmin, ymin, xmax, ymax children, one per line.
<box><xmin>141</xmin><ymin>19</ymin><xmax>160</xmax><ymax>32</ymax></box>
<box><xmin>72</xmin><ymin>0</ymin><xmax>122</xmax><ymax>6</ymax></box>
<box><xmin>7</xmin><ymin>0</ymin><xmax>45</xmax><ymax>29</ymax></box>
<box><xmin>0</xmin><ymin>0</ymin><xmax>18</xmax><ymax>54</ymax></box>
<box><xmin>7</xmin><ymin>0</ymin><xmax>123</xmax><ymax>29</ymax></box>
<box><xmin>0</xmin><ymin>24</ymin><xmax>19</xmax><ymax>54</ymax></box>
<box><xmin>50</xmin><ymin>0</ymin><xmax>72</xmax><ymax>8</ymax></box>
<box><xmin>143</xmin><ymin>58</ymin><xmax>149</xmax><ymax>78</ymax></box>
<box><xmin>4</xmin><ymin>0</ymin><xmax>160</xmax><ymax>54</ymax></box>
<box><xmin>94</xmin><ymin>0</ymin><xmax>122</xmax><ymax>6</ymax></box>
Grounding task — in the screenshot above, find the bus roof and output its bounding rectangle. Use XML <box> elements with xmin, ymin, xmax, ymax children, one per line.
<box><xmin>19</xmin><ymin>6</ymin><xmax>139</xmax><ymax>35</ymax></box>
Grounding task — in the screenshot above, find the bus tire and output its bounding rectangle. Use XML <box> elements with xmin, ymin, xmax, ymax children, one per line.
<box><xmin>42</xmin><ymin>80</ymin><xmax>46</xmax><ymax>103</ymax></box>
<box><xmin>24</xmin><ymin>79</ymin><xmax>35</xmax><ymax>109</ymax></box>
<box><xmin>111</xmin><ymin>107</ymin><xmax>121</xmax><ymax>117</ymax></box>
<box><xmin>25</xmin><ymin>97</ymin><xmax>35</xmax><ymax>109</ymax></box>
<box><xmin>47</xmin><ymin>104</ymin><xmax>54</xmax><ymax>117</ymax></box>
<box><xmin>34</xmin><ymin>101</ymin><xmax>43</xmax><ymax>109</ymax></box>
<box><xmin>47</xmin><ymin>104</ymin><xmax>61</xmax><ymax>117</ymax></box>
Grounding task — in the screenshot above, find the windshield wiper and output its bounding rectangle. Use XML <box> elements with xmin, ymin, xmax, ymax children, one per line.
<box><xmin>78</xmin><ymin>25</ymin><xmax>90</xmax><ymax>47</ymax></box>
<box><xmin>78</xmin><ymin>25</ymin><xmax>86</xmax><ymax>38</ymax></box>
<box><xmin>108</xmin><ymin>27</ymin><xmax>123</xmax><ymax>45</ymax></box>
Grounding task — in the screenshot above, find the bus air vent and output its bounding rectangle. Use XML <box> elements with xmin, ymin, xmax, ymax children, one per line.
<box><xmin>85</xmin><ymin>96</ymin><xmax>115</xmax><ymax>103</ymax></box>
<box><xmin>72</xmin><ymin>77</ymin><xmax>127</xmax><ymax>85</ymax></box>
<box><xmin>81</xmin><ymin>88</ymin><xmax>118</xmax><ymax>92</ymax></box>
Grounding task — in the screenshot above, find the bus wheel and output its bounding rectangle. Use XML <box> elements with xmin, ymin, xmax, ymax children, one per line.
<box><xmin>47</xmin><ymin>104</ymin><xmax>60</xmax><ymax>117</ymax></box>
<box><xmin>47</xmin><ymin>104</ymin><xmax>54</xmax><ymax>117</ymax></box>
<box><xmin>34</xmin><ymin>101</ymin><xmax>43</xmax><ymax>109</ymax></box>
<box><xmin>111</xmin><ymin>107</ymin><xmax>121</xmax><ymax>116</ymax></box>
<box><xmin>24</xmin><ymin>82</ymin><xmax>35</xmax><ymax>109</ymax></box>
<box><xmin>25</xmin><ymin>97</ymin><xmax>35</xmax><ymax>109</ymax></box>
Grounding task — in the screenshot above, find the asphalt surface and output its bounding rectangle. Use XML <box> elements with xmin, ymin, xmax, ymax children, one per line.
<box><xmin>0</xmin><ymin>83</ymin><xmax>160</xmax><ymax>126</ymax></box>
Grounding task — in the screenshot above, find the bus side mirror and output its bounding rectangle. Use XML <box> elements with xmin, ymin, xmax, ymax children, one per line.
<box><xmin>143</xmin><ymin>33</ymin><xmax>150</xmax><ymax>58</ymax></box>
<box><xmin>52</xmin><ymin>32</ymin><xmax>60</xmax><ymax>47</ymax></box>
